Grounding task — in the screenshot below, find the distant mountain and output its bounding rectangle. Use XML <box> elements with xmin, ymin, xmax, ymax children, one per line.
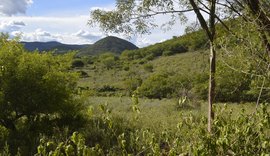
<box><xmin>77</xmin><ymin>36</ymin><xmax>138</xmax><ymax>57</ymax></box>
<box><xmin>21</xmin><ymin>41</ymin><xmax>89</xmax><ymax>53</ymax></box>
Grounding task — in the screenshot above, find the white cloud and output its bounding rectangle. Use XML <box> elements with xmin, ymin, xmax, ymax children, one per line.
<box><xmin>74</xmin><ymin>30</ymin><xmax>103</xmax><ymax>41</ymax></box>
<box><xmin>0</xmin><ymin>20</ymin><xmax>26</xmax><ymax>32</ymax></box>
<box><xmin>0</xmin><ymin>0</ymin><xmax>33</xmax><ymax>16</ymax></box>
<box><xmin>90</xmin><ymin>4</ymin><xmax>115</xmax><ymax>12</ymax></box>
<box><xmin>135</xmin><ymin>38</ymin><xmax>153</xmax><ymax>47</ymax></box>
<box><xmin>34</xmin><ymin>28</ymin><xmax>51</xmax><ymax>37</ymax></box>
<box><xmin>20</xmin><ymin>29</ymin><xmax>55</xmax><ymax>42</ymax></box>
<box><xmin>15</xmin><ymin>28</ymin><xmax>103</xmax><ymax>45</ymax></box>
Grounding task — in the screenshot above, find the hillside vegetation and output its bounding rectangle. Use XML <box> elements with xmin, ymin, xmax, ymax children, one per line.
<box><xmin>1</xmin><ymin>16</ymin><xmax>270</xmax><ymax>155</ymax></box>
<box><xmin>74</xmin><ymin>23</ymin><xmax>267</xmax><ymax>103</ymax></box>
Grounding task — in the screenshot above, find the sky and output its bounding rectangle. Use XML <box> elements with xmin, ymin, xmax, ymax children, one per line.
<box><xmin>0</xmin><ymin>0</ymin><xmax>192</xmax><ymax>47</ymax></box>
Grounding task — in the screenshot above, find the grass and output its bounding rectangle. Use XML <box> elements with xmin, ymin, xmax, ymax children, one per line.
<box><xmin>151</xmin><ymin>50</ymin><xmax>208</xmax><ymax>75</ymax></box>
<box><xmin>86</xmin><ymin>96</ymin><xmax>264</xmax><ymax>133</ymax></box>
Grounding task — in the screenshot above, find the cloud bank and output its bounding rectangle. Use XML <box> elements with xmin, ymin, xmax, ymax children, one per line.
<box><xmin>0</xmin><ymin>20</ymin><xmax>26</xmax><ymax>32</ymax></box>
<box><xmin>0</xmin><ymin>0</ymin><xmax>33</xmax><ymax>16</ymax></box>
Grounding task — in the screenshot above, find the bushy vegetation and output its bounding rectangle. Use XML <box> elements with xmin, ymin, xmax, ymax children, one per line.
<box><xmin>0</xmin><ymin>35</ymin><xmax>86</xmax><ymax>155</ymax></box>
<box><xmin>72</xmin><ymin>59</ymin><xmax>85</xmax><ymax>68</ymax></box>
<box><xmin>120</xmin><ymin>29</ymin><xmax>207</xmax><ymax>61</ymax></box>
<box><xmin>28</xmin><ymin>103</ymin><xmax>270</xmax><ymax>155</ymax></box>
<box><xmin>1</xmin><ymin>15</ymin><xmax>270</xmax><ymax>155</ymax></box>
<box><xmin>75</xmin><ymin>18</ymin><xmax>270</xmax><ymax>104</ymax></box>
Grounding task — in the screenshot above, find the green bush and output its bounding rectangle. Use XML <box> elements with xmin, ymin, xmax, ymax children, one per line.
<box><xmin>143</xmin><ymin>63</ymin><xmax>153</xmax><ymax>72</ymax></box>
<box><xmin>97</xmin><ymin>85</ymin><xmax>118</xmax><ymax>92</ymax></box>
<box><xmin>72</xmin><ymin>59</ymin><xmax>85</xmax><ymax>67</ymax></box>
<box><xmin>138</xmin><ymin>73</ymin><xmax>172</xmax><ymax>99</ymax></box>
<box><xmin>0</xmin><ymin>36</ymin><xmax>85</xmax><ymax>154</ymax></box>
<box><xmin>77</xmin><ymin>70</ymin><xmax>89</xmax><ymax>78</ymax></box>
<box><xmin>124</xmin><ymin>76</ymin><xmax>142</xmax><ymax>95</ymax></box>
<box><xmin>192</xmin><ymin>73</ymin><xmax>209</xmax><ymax>100</ymax></box>
<box><xmin>215</xmin><ymin>64</ymin><xmax>252</xmax><ymax>102</ymax></box>
<box><xmin>162</xmin><ymin>50</ymin><xmax>174</xmax><ymax>56</ymax></box>
<box><xmin>99</xmin><ymin>52</ymin><xmax>118</xmax><ymax>69</ymax></box>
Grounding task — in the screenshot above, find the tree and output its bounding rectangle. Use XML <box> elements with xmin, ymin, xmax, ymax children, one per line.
<box><xmin>220</xmin><ymin>0</ymin><xmax>270</xmax><ymax>54</ymax></box>
<box><xmin>217</xmin><ymin>1</ymin><xmax>270</xmax><ymax>106</ymax></box>
<box><xmin>89</xmin><ymin>0</ymin><xmax>223</xmax><ymax>132</ymax></box>
<box><xmin>0</xmin><ymin>35</ymin><xmax>84</xmax><ymax>153</ymax></box>
<box><xmin>242</xmin><ymin>0</ymin><xmax>270</xmax><ymax>54</ymax></box>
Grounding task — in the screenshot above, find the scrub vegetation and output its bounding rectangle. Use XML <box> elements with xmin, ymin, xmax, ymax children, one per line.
<box><xmin>1</xmin><ymin>0</ymin><xmax>270</xmax><ymax>155</ymax></box>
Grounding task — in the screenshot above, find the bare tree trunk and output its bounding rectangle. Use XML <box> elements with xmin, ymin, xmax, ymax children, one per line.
<box><xmin>208</xmin><ymin>41</ymin><xmax>216</xmax><ymax>132</ymax></box>
<box><xmin>189</xmin><ymin>0</ymin><xmax>216</xmax><ymax>133</ymax></box>
<box><xmin>208</xmin><ymin>0</ymin><xmax>216</xmax><ymax>133</ymax></box>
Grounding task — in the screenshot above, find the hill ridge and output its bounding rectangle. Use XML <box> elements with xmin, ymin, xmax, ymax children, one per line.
<box><xmin>77</xmin><ymin>36</ymin><xmax>138</xmax><ymax>56</ymax></box>
<box><xmin>21</xmin><ymin>41</ymin><xmax>89</xmax><ymax>53</ymax></box>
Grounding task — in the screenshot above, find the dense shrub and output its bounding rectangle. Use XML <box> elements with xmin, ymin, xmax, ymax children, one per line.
<box><xmin>77</xmin><ymin>70</ymin><xmax>89</xmax><ymax>78</ymax></box>
<box><xmin>97</xmin><ymin>85</ymin><xmax>118</xmax><ymax>92</ymax></box>
<box><xmin>162</xmin><ymin>50</ymin><xmax>174</xmax><ymax>56</ymax></box>
<box><xmin>138</xmin><ymin>73</ymin><xmax>173</xmax><ymax>99</ymax></box>
<box><xmin>215</xmin><ymin>64</ymin><xmax>252</xmax><ymax>102</ymax></box>
<box><xmin>72</xmin><ymin>59</ymin><xmax>85</xmax><ymax>67</ymax></box>
<box><xmin>143</xmin><ymin>63</ymin><xmax>153</xmax><ymax>72</ymax></box>
<box><xmin>0</xmin><ymin>36</ymin><xmax>85</xmax><ymax>154</ymax></box>
<box><xmin>99</xmin><ymin>52</ymin><xmax>118</xmax><ymax>69</ymax></box>
<box><xmin>124</xmin><ymin>76</ymin><xmax>142</xmax><ymax>95</ymax></box>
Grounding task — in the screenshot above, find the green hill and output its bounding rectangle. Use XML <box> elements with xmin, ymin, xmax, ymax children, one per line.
<box><xmin>21</xmin><ymin>41</ymin><xmax>89</xmax><ymax>53</ymax></box>
<box><xmin>77</xmin><ymin>36</ymin><xmax>138</xmax><ymax>57</ymax></box>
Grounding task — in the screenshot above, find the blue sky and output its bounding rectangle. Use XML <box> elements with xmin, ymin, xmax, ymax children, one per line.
<box><xmin>27</xmin><ymin>0</ymin><xmax>115</xmax><ymax>16</ymax></box>
<box><xmin>0</xmin><ymin>0</ymin><xmax>189</xmax><ymax>47</ymax></box>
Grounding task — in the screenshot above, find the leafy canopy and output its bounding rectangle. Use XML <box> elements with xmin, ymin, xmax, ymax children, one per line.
<box><xmin>0</xmin><ymin>35</ymin><xmax>81</xmax><ymax>132</ymax></box>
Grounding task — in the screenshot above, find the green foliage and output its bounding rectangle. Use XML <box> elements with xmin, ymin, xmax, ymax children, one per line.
<box><xmin>0</xmin><ymin>36</ymin><xmax>85</xmax><ymax>154</ymax></box>
<box><xmin>143</xmin><ymin>63</ymin><xmax>153</xmax><ymax>72</ymax></box>
<box><xmin>119</xmin><ymin>30</ymin><xmax>207</xmax><ymax>62</ymax></box>
<box><xmin>216</xmin><ymin>64</ymin><xmax>252</xmax><ymax>102</ymax></box>
<box><xmin>72</xmin><ymin>59</ymin><xmax>85</xmax><ymax>68</ymax></box>
<box><xmin>162</xmin><ymin>50</ymin><xmax>174</xmax><ymax>56</ymax></box>
<box><xmin>35</xmin><ymin>103</ymin><xmax>270</xmax><ymax>155</ymax></box>
<box><xmin>216</xmin><ymin>18</ymin><xmax>270</xmax><ymax>103</ymax></box>
<box><xmin>138</xmin><ymin>72</ymin><xmax>173</xmax><ymax>99</ymax></box>
<box><xmin>36</xmin><ymin>132</ymin><xmax>104</xmax><ymax>156</ymax></box>
<box><xmin>77</xmin><ymin>70</ymin><xmax>89</xmax><ymax>78</ymax></box>
<box><xmin>124</xmin><ymin>76</ymin><xmax>142</xmax><ymax>96</ymax></box>
<box><xmin>192</xmin><ymin>73</ymin><xmax>209</xmax><ymax>100</ymax></box>
<box><xmin>99</xmin><ymin>52</ymin><xmax>118</xmax><ymax>69</ymax></box>
<box><xmin>191</xmin><ymin>104</ymin><xmax>270</xmax><ymax>155</ymax></box>
<box><xmin>97</xmin><ymin>85</ymin><xmax>118</xmax><ymax>92</ymax></box>
<box><xmin>0</xmin><ymin>126</ymin><xmax>9</xmax><ymax>150</ymax></box>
